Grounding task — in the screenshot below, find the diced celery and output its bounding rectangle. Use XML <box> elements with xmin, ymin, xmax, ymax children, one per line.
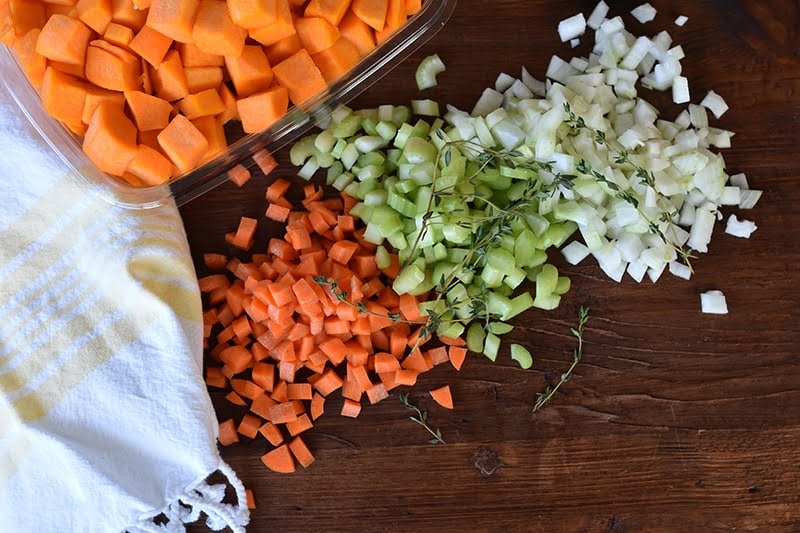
<box><xmin>326</xmin><ymin>161</ymin><xmax>344</xmax><ymax>185</ymax></box>
<box><xmin>314</xmin><ymin>130</ymin><xmax>336</xmax><ymax>153</ymax></box>
<box><xmin>404</xmin><ymin>137</ymin><xmax>437</xmax><ymax>164</ymax></box>
<box><xmin>466</xmin><ymin>323</ymin><xmax>486</xmax><ymax>353</ymax></box>
<box><xmin>503</xmin><ymin>267</ymin><xmax>527</xmax><ymax>289</ymax></box>
<box><xmin>395</xmin><ymin>179</ymin><xmax>418</xmax><ymax>194</ymax></box>
<box><xmin>437</xmin><ymin>321</ymin><xmax>465</xmax><ymax>339</ymax></box>
<box><xmin>376</xmin><ymin>120</ymin><xmax>398</xmax><ymax>141</ymax></box>
<box><xmin>376</xmin><ymin>245</ymin><xmax>392</xmax><ymax>269</ymax></box>
<box><xmin>510</xmin><ymin>344</ymin><xmax>533</xmax><ymax>369</ymax></box>
<box><xmin>386</xmin><ymin>231</ymin><xmax>408</xmax><ymax>250</ymax></box>
<box><xmin>332</xmin><ymin>114</ymin><xmax>362</xmax><ymax>138</ymax></box>
<box><xmin>387</xmin><ymin>190</ymin><xmax>417</xmax><ymax>218</ymax></box>
<box><xmin>536</xmin><ymin>264</ymin><xmax>559</xmax><ymax>295</ymax></box>
<box><xmin>331</xmin><ymin>172</ymin><xmax>354</xmax><ymax>191</ymax></box>
<box><xmin>486</xmin><ymin>247</ymin><xmax>516</xmax><ymax>272</ymax></box>
<box><xmin>489</xmin><ymin>322</ymin><xmax>514</xmax><ymax>335</ymax></box>
<box><xmin>297</xmin><ymin>157</ymin><xmax>320</xmax><ymax>180</ymax></box>
<box><xmin>394</xmin><ymin>264</ymin><xmax>425</xmax><ymax>295</ymax></box>
<box><xmin>354</xmin><ymin>136</ymin><xmax>386</xmax><ymax>153</ymax></box>
<box><xmin>357</xmin><ymin>178</ymin><xmax>379</xmax><ymax>198</ymax></box>
<box><xmin>533</xmin><ymin>292</ymin><xmax>561</xmax><ymax>310</ymax></box>
<box><xmin>357</xmin><ymin>165</ymin><xmax>385</xmax><ymax>181</ymax></box>
<box><xmin>483</xmin><ymin>332</ymin><xmax>500</xmax><ymax>362</ymax></box>
<box><xmin>363</xmin><ymin>189</ymin><xmax>388</xmax><ymax>206</ymax></box>
<box><xmin>412</xmin><ymin>99</ymin><xmax>441</xmax><ymax>117</ymax></box>
<box><xmin>357</xmin><ymin>151</ymin><xmax>386</xmax><ymax>168</ymax></box>
<box><xmin>487</xmin><ymin>292</ymin><xmax>512</xmax><ymax>317</ymax></box>
<box><xmin>554</xmin><ymin>276</ymin><xmax>571</xmax><ymax>295</ymax></box>
<box><xmin>394</xmin><ymin>123</ymin><xmax>415</xmax><ymax>149</ymax></box>
<box><xmin>378</xmin><ymin>104</ymin><xmax>394</xmax><ymax>123</ymax></box>
<box><xmin>340</xmin><ymin>143</ymin><xmax>360</xmax><ymax>170</ymax></box>
<box><xmin>393</xmin><ymin>105</ymin><xmax>411</xmax><ymax>125</ymax></box>
<box><xmin>480</xmin><ymin>264</ymin><xmax>505</xmax><ymax>288</ymax></box>
<box><xmin>505</xmin><ymin>292</ymin><xmax>534</xmax><ymax>319</ymax></box>
<box><xmin>290</xmin><ymin>136</ymin><xmax>317</xmax><ymax>166</ymax></box>
<box><xmin>416</xmin><ymin>54</ymin><xmax>446</xmax><ymax>90</ymax></box>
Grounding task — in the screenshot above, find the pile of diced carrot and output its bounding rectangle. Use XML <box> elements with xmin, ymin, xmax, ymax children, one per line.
<box><xmin>200</xmin><ymin>177</ymin><xmax>465</xmax><ymax>473</ymax></box>
<box><xmin>1</xmin><ymin>0</ymin><xmax>423</xmax><ymax>186</ymax></box>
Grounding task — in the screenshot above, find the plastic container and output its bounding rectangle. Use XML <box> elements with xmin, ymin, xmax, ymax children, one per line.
<box><xmin>0</xmin><ymin>0</ymin><xmax>456</xmax><ymax>209</ymax></box>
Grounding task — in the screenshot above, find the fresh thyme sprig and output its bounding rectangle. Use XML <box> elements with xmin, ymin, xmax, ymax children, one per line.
<box><xmin>399</xmin><ymin>393</ymin><xmax>445</xmax><ymax>444</ymax></box>
<box><xmin>533</xmin><ymin>306</ymin><xmax>590</xmax><ymax>412</ymax></box>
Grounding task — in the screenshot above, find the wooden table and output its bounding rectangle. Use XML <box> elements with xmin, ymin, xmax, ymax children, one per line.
<box><xmin>181</xmin><ymin>1</ymin><xmax>800</xmax><ymax>530</ymax></box>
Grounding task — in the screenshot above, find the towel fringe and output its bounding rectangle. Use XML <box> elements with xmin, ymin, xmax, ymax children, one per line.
<box><xmin>130</xmin><ymin>459</ymin><xmax>249</xmax><ymax>533</ymax></box>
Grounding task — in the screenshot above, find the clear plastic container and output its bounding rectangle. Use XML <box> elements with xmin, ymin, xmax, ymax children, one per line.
<box><xmin>0</xmin><ymin>0</ymin><xmax>456</xmax><ymax>209</ymax></box>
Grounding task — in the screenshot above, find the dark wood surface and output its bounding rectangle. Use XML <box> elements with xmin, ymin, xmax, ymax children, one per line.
<box><xmin>180</xmin><ymin>1</ymin><xmax>800</xmax><ymax>531</ymax></box>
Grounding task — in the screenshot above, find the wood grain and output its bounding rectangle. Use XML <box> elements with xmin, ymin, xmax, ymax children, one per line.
<box><xmin>180</xmin><ymin>1</ymin><xmax>800</xmax><ymax>531</ymax></box>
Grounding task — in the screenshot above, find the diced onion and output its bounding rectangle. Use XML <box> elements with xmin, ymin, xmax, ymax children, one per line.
<box><xmin>701</xmin><ymin>290</ymin><xmax>729</xmax><ymax>314</ymax></box>
<box><xmin>631</xmin><ymin>3</ymin><xmax>657</xmax><ymax>23</ymax></box>
<box><xmin>587</xmin><ymin>0</ymin><xmax>610</xmax><ymax>30</ymax></box>
<box><xmin>700</xmin><ymin>90</ymin><xmax>729</xmax><ymax>119</ymax></box>
<box><xmin>558</xmin><ymin>13</ymin><xmax>587</xmax><ymax>43</ymax></box>
<box><xmin>674</xmin><ymin>15</ymin><xmax>689</xmax><ymax>27</ymax></box>
<box><xmin>725</xmin><ymin>214</ymin><xmax>757</xmax><ymax>238</ymax></box>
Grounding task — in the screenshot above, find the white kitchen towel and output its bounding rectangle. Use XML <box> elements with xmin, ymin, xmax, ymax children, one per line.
<box><xmin>0</xmin><ymin>72</ymin><xmax>248</xmax><ymax>531</ymax></box>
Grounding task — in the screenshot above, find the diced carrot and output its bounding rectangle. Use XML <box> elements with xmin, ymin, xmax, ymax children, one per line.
<box><xmin>228</xmin><ymin>0</ymin><xmax>277</xmax><ymax>29</ymax></box>
<box><xmin>352</xmin><ymin>0</ymin><xmax>387</xmax><ymax>31</ymax></box>
<box><xmin>151</xmin><ymin>49</ymin><xmax>188</xmax><ymax>101</ymax></box>
<box><xmin>127</xmin><ymin>144</ymin><xmax>173</xmax><ymax>185</ymax></box>
<box><xmin>227</xmin><ymin>164</ymin><xmax>252</xmax><ymax>187</ymax></box>
<box><xmin>39</xmin><ymin>67</ymin><xmax>88</xmax><ymax>129</ymax></box>
<box><xmin>103</xmin><ymin>22</ymin><xmax>134</xmax><ymax>48</ymax></box>
<box><xmin>261</xmin><ymin>444</ymin><xmax>295</xmax><ymax>473</ymax></box>
<box><xmin>125</xmin><ymin>90</ymin><xmax>172</xmax><ymax>131</ymax></box>
<box><xmin>311</xmin><ymin>37</ymin><xmax>360</xmax><ymax>83</ymax></box>
<box><xmin>225</xmin><ymin>390</ymin><xmax>247</xmax><ymax>406</ymax></box>
<box><xmin>253</xmin><ymin>149</ymin><xmax>278</xmax><ymax>176</ymax></box>
<box><xmin>192</xmin><ymin>115</ymin><xmax>228</xmax><ymax>161</ymax></box>
<box><xmin>312</xmin><ymin>368</ymin><xmax>343</xmax><ymax>396</ymax></box>
<box><xmin>426</xmin><ymin>346</ymin><xmax>449</xmax><ymax>366</ymax></box>
<box><xmin>83</xmin><ymin>101</ymin><xmax>138</xmax><ymax>175</ymax></box>
<box><xmin>309</xmin><ymin>392</ymin><xmax>325</xmax><ymax>420</ymax></box>
<box><xmin>394</xmin><ymin>368</ymin><xmax>417</xmax><ymax>386</ymax></box>
<box><xmin>287</xmin><ymin>383</ymin><xmax>312</xmax><ymax>400</ymax></box>
<box><xmin>285</xmin><ymin>413</ymin><xmax>312</xmax><ymax>436</ymax></box>
<box><xmin>365</xmin><ymin>382</ymin><xmax>388</xmax><ymax>404</ymax></box>
<box><xmin>265</xmin><ymin>32</ymin><xmax>301</xmax><ymax>65</ymax></box>
<box><xmin>304</xmin><ymin>0</ymin><xmax>350</xmax><ymax>26</ymax></box>
<box><xmin>184</xmin><ymin>65</ymin><xmax>224</xmax><ymax>93</ymax></box>
<box><xmin>77</xmin><ymin>0</ymin><xmax>113</xmax><ymax>34</ymax></box>
<box><xmin>272</xmin><ymin>48</ymin><xmax>327</xmax><ymax>106</ymax></box>
<box><xmin>204</xmin><ymin>253</ymin><xmax>228</xmax><ymax>271</ymax></box>
<box><xmin>110</xmin><ymin>0</ymin><xmax>147</xmax><ymax>30</ymax></box>
<box><xmin>227</xmin><ymin>378</ymin><xmax>263</xmax><ymax>401</ymax></box>
<box><xmin>128</xmin><ymin>25</ymin><xmax>173</xmax><ymax>68</ymax></box>
<box><xmin>269</xmin><ymin>402</ymin><xmax>298</xmax><ymax>424</ymax></box>
<box><xmin>146</xmin><ymin>0</ymin><xmax>200</xmax><ymax>43</ymax></box>
<box><xmin>225</xmin><ymin>44</ymin><xmax>273</xmax><ymax>98</ymax></box>
<box><xmin>85</xmin><ymin>39</ymin><xmax>142</xmax><ymax>91</ymax></box>
<box><xmin>238</xmin><ymin>413</ymin><xmax>262</xmax><ymax>438</ymax></box>
<box><xmin>430</xmin><ymin>385</ymin><xmax>453</xmax><ymax>410</ymax></box>
<box><xmin>36</xmin><ymin>14</ymin><xmax>91</xmax><ymax>66</ymax></box>
<box><xmin>205</xmin><ymin>366</ymin><xmax>228</xmax><ymax>388</ymax></box>
<box><xmin>405</xmin><ymin>0</ymin><xmax>420</xmax><ymax>15</ymax></box>
<box><xmin>219</xmin><ymin>345</ymin><xmax>252</xmax><ymax>373</ymax></box>
<box><xmin>218</xmin><ymin>418</ymin><xmax>240</xmax><ymax>445</ymax></box>
<box><xmin>248</xmin><ymin>0</ymin><xmax>294</xmax><ymax>47</ymax></box>
<box><xmin>193</xmin><ymin>0</ymin><xmax>248</xmax><ymax>55</ymax></box>
<box><xmin>340</xmin><ymin>398</ymin><xmax>361</xmax><ymax>418</ymax></box>
<box><xmin>237</xmin><ymin>86</ymin><xmax>289</xmax><ymax>134</ymax></box>
<box><xmin>258</xmin><ymin>421</ymin><xmax>284</xmax><ymax>446</ymax></box>
<box><xmin>328</xmin><ymin>240</ymin><xmax>359</xmax><ymax>265</ymax></box>
<box><xmin>245</xmin><ymin>488</ymin><xmax>256</xmax><ymax>509</ymax></box>
<box><xmin>374</xmin><ymin>352</ymin><xmax>400</xmax><ymax>373</ymax></box>
<box><xmin>448</xmin><ymin>346</ymin><xmax>467</xmax><ymax>371</ymax></box>
<box><xmin>338</xmin><ymin>8</ymin><xmax>375</xmax><ymax>56</ymax></box>
<box><xmin>158</xmin><ymin>114</ymin><xmax>209</xmax><ymax>173</ymax></box>
<box><xmin>178</xmin><ymin>87</ymin><xmax>226</xmax><ymax>119</ymax></box>
<box><xmin>439</xmin><ymin>335</ymin><xmax>466</xmax><ymax>347</ymax></box>
<box><xmin>295</xmin><ymin>16</ymin><xmax>339</xmax><ymax>55</ymax></box>
<box><xmin>288</xmin><ymin>435</ymin><xmax>315</xmax><ymax>468</ymax></box>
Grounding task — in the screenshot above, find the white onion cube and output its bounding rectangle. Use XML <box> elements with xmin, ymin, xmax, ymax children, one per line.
<box><xmin>700</xmin><ymin>90</ymin><xmax>730</xmax><ymax>119</ymax></box>
<box><xmin>725</xmin><ymin>214</ymin><xmax>757</xmax><ymax>238</ymax></box>
<box><xmin>587</xmin><ymin>0</ymin><xmax>610</xmax><ymax>30</ymax></box>
<box><xmin>674</xmin><ymin>15</ymin><xmax>689</xmax><ymax>27</ymax></box>
<box><xmin>701</xmin><ymin>290</ymin><xmax>729</xmax><ymax>314</ymax></box>
<box><xmin>558</xmin><ymin>13</ymin><xmax>587</xmax><ymax>42</ymax></box>
<box><xmin>631</xmin><ymin>3</ymin><xmax>657</xmax><ymax>23</ymax></box>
